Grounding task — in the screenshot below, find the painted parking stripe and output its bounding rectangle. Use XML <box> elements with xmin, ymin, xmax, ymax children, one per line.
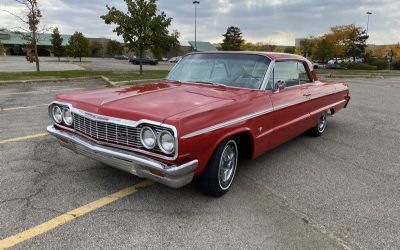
<box><xmin>0</xmin><ymin>87</ymin><xmax>84</xmax><ymax>96</ymax></box>
<box><xmin>0</xmin><ymin>104</ymin><xmax>48</xmax><ymax>112</ymax></box>
<box><xmin>0</xmin><ymin>180</ymin><xmax>154</xmax><ymax>249</ymax></box>
<box><xmin>0</xmin><ymin>133</ymin><xmax>48</xmax><ymax>145</ymax></box>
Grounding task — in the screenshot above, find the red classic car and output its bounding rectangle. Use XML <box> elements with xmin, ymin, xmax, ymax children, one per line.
<box><xmin>47</xmin><ymin>52</ymin><xmax>350</xmax><ymax>196</ymax></box>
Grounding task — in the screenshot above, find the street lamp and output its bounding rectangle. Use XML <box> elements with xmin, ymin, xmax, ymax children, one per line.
<box><xmin>193</xmin><ymin>1</ymin><xmax>200</xmax><ymax>51</ymax></box>
<box><xmin>366</xmin><ymin>11</ymin><xmax>372</xmax><ymax>34</ymax></box>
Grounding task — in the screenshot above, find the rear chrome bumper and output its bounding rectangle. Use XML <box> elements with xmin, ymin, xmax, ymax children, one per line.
<box><xmin>47</xmin><ymin>125</ymin><xmax>198</xmax><ymax>188</ymax></box>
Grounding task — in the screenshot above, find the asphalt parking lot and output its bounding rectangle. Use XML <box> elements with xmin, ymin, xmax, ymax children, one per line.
<box><xmin>1</xmin><ymin>76</ymin><xmax>400</xmax><ymax>249</ymax></box>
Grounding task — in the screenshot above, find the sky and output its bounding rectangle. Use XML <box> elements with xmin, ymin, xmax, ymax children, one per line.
<box><xmin>0</xmin><ymin>0</ymin><xmax>399</xmax><ymax>46</ymax></box>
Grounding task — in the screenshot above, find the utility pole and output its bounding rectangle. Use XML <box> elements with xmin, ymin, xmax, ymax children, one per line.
<box><xmin>366</xmin><ymin>12</ymin><xmax>372</xmax><ymax>34</ymax></box>
<box><xmin>193</xmin><ymin>1</ymin><xmax>200</xmax><ymax>51</ymax></box>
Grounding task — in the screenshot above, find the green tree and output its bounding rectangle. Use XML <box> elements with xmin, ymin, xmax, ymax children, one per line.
<box><xmin>151</xmin><ymin>29</ymin><xmax>180</xmax><ymax>58</ymax></box>
<box><xmin>66</xmin><ymin>32</ymin><xmax>90</xmax><ymax>62</ymax></box>
<box><xmin>90</xmin><ymin>41</ymin><xmax>103</xmax><ymax>57</ymax></box>
<box><xmin>283</xmin><ymin>46</ymin><xmax>295</xmax><ymax>54</ymax></box>
<box><xmin>106</xmin><ymin>40</ymin><xmax>123</xmax><ymax>56</ymax></box>
<box><xmin>311</xmin><ymin>36</ymin><xmax>333</xmax><ymax>62</ymax></box>
<box><xmin>101</xmin><ymin>0</ymin><xmax>173</xmax><ymax>75</ymax></box>
<box><xmin>343</xmin><ymin>25</ymin><xmax>369</xmax><ymax>61</ymax></box>
<box><xmin>0</xmin><ymin>40</ymin><xmax>5</xmax><ymax>56</ymax></box>
<box><xmin>50</xmin><ymin>27</ymin><xmax>64</xmax><ymax>61</ymax></box>
<box><xmin>221</xmin><ymin>26</ymin><xmax>244</xmax><ymax>51</ymax></box>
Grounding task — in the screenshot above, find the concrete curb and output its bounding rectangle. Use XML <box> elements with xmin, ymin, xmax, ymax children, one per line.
<box><xmin>0</xmin><ymin>76</ymin><xmax>105</xmax><ymax>85</ymax></box>
<box><xmin>0</xmin><ymin>76</ymin><xmax>162</xmax><ymax>87</ymax></box>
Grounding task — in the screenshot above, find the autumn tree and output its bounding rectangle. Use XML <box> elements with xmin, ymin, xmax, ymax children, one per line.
<box><xmin>50</xmin><ymin>27</ymin><xmax>64</xmax><ymax>61</ymax></box>
<box><xmin>5</xmin><ymin>0</ymin><xmax>43</xmax><ymax>72</ymax></box>
<box><xmin>221</xmin><ymin>26</ymin><xmax>244</xmax><ymax>51</ymax></box>
<box><xmin>66</xmin><ymin>32</ymin><xmax>90</xmax><ymax>62</ymax></box>
<box><xmin>101</xmin><ymin>0</ymin><xmax>173</xmax><ymax>75</ymax></box>
<box><xmin>106</xmin><ymin>40</ymin><xmax>123</xmax><ymax>56</ymax></box>
<box><xmin>342</xmin><ymin>25</ymin><xmax>368</xmax><ymax>62</ymax></box>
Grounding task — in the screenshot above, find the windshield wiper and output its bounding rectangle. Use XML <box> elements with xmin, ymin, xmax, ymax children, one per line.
<box><xmin>194</xmin><ymin>81</ymin><xmax>226</xmax><ymax>87</ymax></box>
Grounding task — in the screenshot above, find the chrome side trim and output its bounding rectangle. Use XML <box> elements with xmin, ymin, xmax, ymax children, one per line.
<box><xmin>49</xmin><ymin>101</ymin><xmax>179</xmax><ymax>160</ymax></box>
<box><xmin>181</xmin><ymin>107</ymin><xmax>274</xmax><ymax>139</ymax></box>
<box><xmin>181</xmin><ymin>89</ymin><xmax>345</xmax><ymax>139</ymax></box>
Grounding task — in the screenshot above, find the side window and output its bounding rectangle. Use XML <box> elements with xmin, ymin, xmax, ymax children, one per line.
<box><xmin>273</xmin><ymin>61</ymin><xmax>299</xmax><ymax>87</ymax></box>
<box><xmin>268</xmin><ymin>61</ymin><xmax>313</xmax><ymax>89</ymax></box>
<box><xmin>298</xmin><ymin>62</ymin><xmax>312</xmax><ymax>84</ymax></box>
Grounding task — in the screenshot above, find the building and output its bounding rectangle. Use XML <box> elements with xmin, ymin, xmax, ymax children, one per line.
<box><xmin>0</xmin><ymin>29</ymin><xmax>111</xmax><ymax>57</ymax></box>
<box><xmin>188</xmin><ymin>41</ymin><xmax>218</xmax><ymax>52</ymax></box>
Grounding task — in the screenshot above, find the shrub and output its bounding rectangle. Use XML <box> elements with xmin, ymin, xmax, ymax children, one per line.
<box><xmin>341</xmin><ymin>62</ymin><xmax>377</xmax><ymax>70</ymax></box>
<box><xmin>365</xmin><ymin>58</ymin><xmax>388</xmax><ymax>70</ymax></box>
<box><xmin>392</xmin><ymin>60</ymin><xmax>400</xmax><ymax>70</ymax></box>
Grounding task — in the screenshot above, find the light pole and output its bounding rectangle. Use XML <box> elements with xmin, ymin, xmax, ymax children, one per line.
<box><xmin>193</xmin><ymin>1</ymin><xmax>200</xmax><ymax>51</ymax></box>
<box><xmin>366</xmin><ymin>11</ymin><xmax>372</xmax><ymax>34</ymax></box>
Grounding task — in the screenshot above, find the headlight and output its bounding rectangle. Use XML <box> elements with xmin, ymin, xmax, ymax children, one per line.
<box><xmin>62</xmin><ymin>108</ymin><xmax>73</xmax><ymax>126</ymax></box>
<box><xmin>157</xmin><ymin>130</ymin><xmax>175</xmax><ymax>154</ymax></box>
<box><xmin>51</xmin><ymin>105</ymin><xmax>63</xmax><ymax>123</ymax></box>
<box><xmin>140</xmin><ymin>127</ymin><xmax>156</xmax><ymax>149</ymax></box>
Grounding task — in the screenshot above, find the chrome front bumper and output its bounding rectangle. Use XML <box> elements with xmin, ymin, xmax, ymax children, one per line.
<box><xmin>47</xmin><ymin>125</ymin><xmax>198</xmax><ymax>188</ymax></box>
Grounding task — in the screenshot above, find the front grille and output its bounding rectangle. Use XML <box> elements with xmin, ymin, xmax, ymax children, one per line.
<box><xmin>72</xmin><ymin>113</ymin><xmax>172</xmax><ymax>155</ymax></box>
<box><xmin>72</xmin><ymin>113</ymin><xmax>142</xmax><ymax>148</ymax></box>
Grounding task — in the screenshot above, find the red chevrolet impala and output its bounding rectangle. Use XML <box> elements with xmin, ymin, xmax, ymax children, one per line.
<box><xmin>47</xmin><ymin>52</ymin><xmax>350</xmax><ymax>196</ymax></box>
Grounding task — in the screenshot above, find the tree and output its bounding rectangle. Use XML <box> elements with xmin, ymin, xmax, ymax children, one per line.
<box><xmin>283</xmin><ymin>46</ymin><xmax>295</xmax><ymax>54</ymax></box>
<box><xmin>50</xmin><ymin>27</ymin><xmax>64</xmax><ymax>61</ymax></box>
<box><xmin>89</xmin><ymin>41</ymin><xmax>103</xmax><ymax>57</ymax></box>
<box><xmin>101</xmin><ymin>0</ymin><xmax>173</xmax><ymax>75</ymax></box>
<box><xmin>5</xmin><ymin>0</ymin><xmax>43</xmax><ymax>72</ymax></box>
<box><xmin>342</xmin><ymin>25</ymin><xmax>368</xmax><ymax>62</ymax></box>
<box><xmin>151</xmin><ymin>29</ymin><xmax>180</xmax><ymax>58</ymax></box>
<box><xmin>66</xmin><ymin>32</ymin><xmax>90</xmax><ymax>62</ymax></box>
<box><xmin>221</xmin><ymin>26</ymin><xmax>244</xmax><ymax>51</ymax></box>
<box><xmin>0</xmin><ymin>40</ymin><xmax>5</xmax><ymax>56</ymax></box>
<box><xmin>106</xmin><ymin>40</ymin><xmax>123</xmax><ymax>56</ymax></box>
<box><xmin>299</xmin><ymin>37</ymin><xmax>314</xmax><ymax>58</ymax></box>
<box><xmin>311</xmin><ymin>36</ymin><xmax>333</xmax><ymax>62</ymax></box>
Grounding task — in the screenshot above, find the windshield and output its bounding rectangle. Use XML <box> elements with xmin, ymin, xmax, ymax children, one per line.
<box><xmin>166</xmin><ymin>53</ymin><xmax>271</xmax><ymax>90</ymax></box>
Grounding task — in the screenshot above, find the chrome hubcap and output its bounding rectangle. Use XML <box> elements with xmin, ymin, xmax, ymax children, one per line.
<box><xmin>218</xmin><ymin>140</ymin><xmax>238</xmax><ymax>190</ymax></box>
<box><xmin>318</xmin><ymin>113</ymin><xmax>327</xmax><ymax>133</ymax></box>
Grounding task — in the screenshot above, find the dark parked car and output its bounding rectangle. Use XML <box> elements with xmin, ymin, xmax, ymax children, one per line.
<box><xmin>114</xmin><ymin>55</ymin><xmax>129</xmax><ymax>60</ymax></box>
<box><xmin>130</xmin><ymin>57</ymin><xmax>158</xmax><ymax>65</ymax></box>
<box><xmin>326</xmin><ymin>63</ymin><xmax>346</xmax><ymax>69</ymax></box>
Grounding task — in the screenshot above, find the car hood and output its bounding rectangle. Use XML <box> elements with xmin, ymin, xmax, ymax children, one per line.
<box><xmin>55</xmin><ymin>81</ymin><xmax>248</xmax><ymax>123</ymax></box>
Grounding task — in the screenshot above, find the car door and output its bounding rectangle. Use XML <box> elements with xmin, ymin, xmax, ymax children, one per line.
<box><xmin>268</xmin><ymin>60</ymin><xmax>311</xmax><ymax>149</ymax></box>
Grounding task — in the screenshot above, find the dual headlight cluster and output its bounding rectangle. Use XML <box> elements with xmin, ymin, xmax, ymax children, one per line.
<box><xmin>50</xmin><ymin>104</ymin><xmax>73</xmax><ymax>126</ymax></box>
<box><xmin>140</xmin><ymin>126</ymin><xmax>175</xmax><ymax>154</ymax></box>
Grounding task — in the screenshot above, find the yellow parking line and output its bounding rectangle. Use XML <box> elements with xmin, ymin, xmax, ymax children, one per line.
<box><xmin>1</xmin><ymin>104</ymin><xmax>48</xmax><ymax>112</ymax></box>
<box><xmin>0</xmin><ymin>133</ymin><xmax>49</xmax><ymax>145</ymax></box>
<box><xmin>0</xmin><ymin>180</ymin><xmax>154</xmax><ymax>249</ymax></box>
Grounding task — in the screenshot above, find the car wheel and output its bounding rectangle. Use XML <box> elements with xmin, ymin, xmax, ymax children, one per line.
<box><xmin>199</xmin><ymin>139</ymin><xmax>238</xmax><ymax>197</ymax></box>
<box><xmin>309</xmin><ymin>111</ymin><xmax>327</xmax><ymax>137</ymax></box>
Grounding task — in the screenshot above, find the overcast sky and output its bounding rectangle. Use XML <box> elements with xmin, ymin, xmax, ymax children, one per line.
<box><xmin>0</xmin><ymin>0</ymin><xmax>399</xmax><ymax>46</ymax></box>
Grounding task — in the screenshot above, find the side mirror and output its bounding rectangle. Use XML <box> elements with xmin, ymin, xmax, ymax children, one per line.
<box><xmin>274</xmin><ymin>80</ymin><xmax>286</xmax><ymax>91</ymax></box>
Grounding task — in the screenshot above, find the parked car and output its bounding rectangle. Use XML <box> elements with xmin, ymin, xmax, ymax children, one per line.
<box><xmin>129</xmin><ymin>56</ymin><xmax>158</xmax><ymax>65</ymax></box>
<box><xmin>47</xmin><ymin>52</ymin><xmax>350</xmax><ymax>196</ymax></box>
<box><xmin>169</xmin><ymin>56</ymin><xmax>182</xmax><ymax>63</ymax></box>
<box><xmin>114</xmin><ymin>55</ymin><xmax>129</xmax><ymax>60</ymax></box>
<box><xmin>326</xmin><ymin>62</ymin><xmax>346</xmax><ymax>69</ymax></box>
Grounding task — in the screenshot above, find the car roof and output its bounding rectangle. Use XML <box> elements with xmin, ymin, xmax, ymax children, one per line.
<box><xmin>187</xmin><ymin>51</ymin><xmax>306</xmax><ymax>61</ymax></box>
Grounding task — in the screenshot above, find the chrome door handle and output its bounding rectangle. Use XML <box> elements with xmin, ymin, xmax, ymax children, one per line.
<box><xmin>303</xmin><ymin>93</ymin><xmax>311</xmax><ymax>97</ymax></box>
